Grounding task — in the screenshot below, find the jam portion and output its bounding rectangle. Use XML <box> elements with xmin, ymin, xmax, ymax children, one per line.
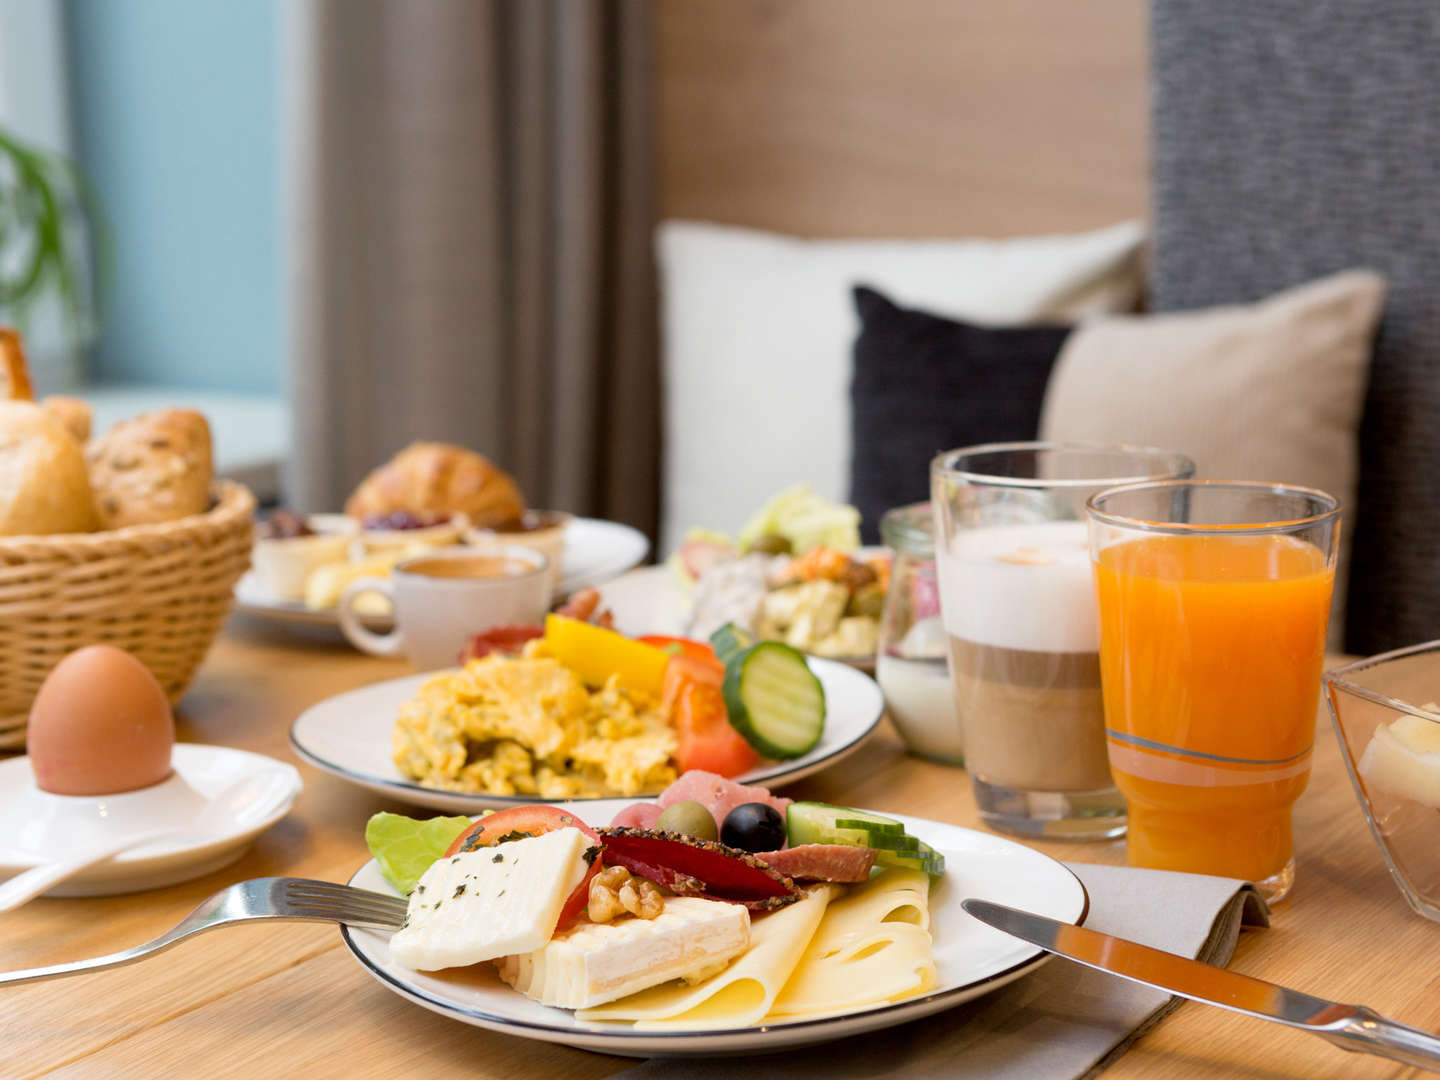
<box><xmin>258</xmin><ymin>509</ymin><xmax>314</xmax><ymax>540</ymax></box>
<box><xmin>361</xmin><ymin>511</ymin><xmax>453</xmax><ymax>531</ymax></box>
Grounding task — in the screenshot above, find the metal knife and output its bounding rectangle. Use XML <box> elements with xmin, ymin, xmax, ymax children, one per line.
<box><xmin>962</xmin><ymin>898</ymin><xmax>1440</xmax><ymax>1073</ymax></box>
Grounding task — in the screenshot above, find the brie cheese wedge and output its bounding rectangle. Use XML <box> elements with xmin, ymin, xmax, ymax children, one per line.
<box><xmin>496</xmin><ymin>897</ymin><xmax>750</xmax><ymax>1009</ymax></box>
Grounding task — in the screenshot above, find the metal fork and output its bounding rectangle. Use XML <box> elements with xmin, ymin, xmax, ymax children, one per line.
<box><xmin>0</xmin><ymin>877</ymin><xmax>407</xmax><ymax>988</ymax></box>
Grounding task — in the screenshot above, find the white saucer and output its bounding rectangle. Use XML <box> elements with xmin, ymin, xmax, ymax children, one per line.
<box><xmin>0</xmin><ymin>745</ymin><xmax>302</xmax><ymax>897</ymax></box>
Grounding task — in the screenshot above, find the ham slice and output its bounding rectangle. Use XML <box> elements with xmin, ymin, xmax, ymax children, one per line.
<box><xmin>756</xmin><ymin>844</ymin><xmax>876</xmax><ymax>883</ymax></box>
<box><xmin>657</xmin><ymin>770</ymin><xmax>792</xmax><ymax>831</ymax></box>
<box><xmin>608</xmin><ymin>802</ymin><xmax>663</xmax><ymax>830</ymax></box>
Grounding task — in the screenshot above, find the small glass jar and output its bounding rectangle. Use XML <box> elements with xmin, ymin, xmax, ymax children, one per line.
<box><xmin>877</xmin><ymin>503</ymin><xmax>963</xmax><ymax>764</ymax></box>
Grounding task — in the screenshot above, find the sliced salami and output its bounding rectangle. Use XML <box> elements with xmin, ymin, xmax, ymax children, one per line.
<box><xmin>756</xmin><ymin>844</ymin><xmax>876</xmax><ymax>883</ymax></box>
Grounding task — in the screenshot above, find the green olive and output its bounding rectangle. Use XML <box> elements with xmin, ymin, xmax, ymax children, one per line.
<box><xmin>746</xmin><ymin>533</ymin><xmax>792</xmax><ymax>556</ymax></box>
<box><xmin>655</xmin><ymin>800</ymin><xmax>719</xmax><ymax>841</ymax></box>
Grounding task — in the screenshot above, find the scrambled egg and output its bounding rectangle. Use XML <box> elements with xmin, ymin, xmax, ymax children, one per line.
<box><xmin>392</xmin><ymin>640</ymin><xmax>677</xmax><ymax>798</ymax></box>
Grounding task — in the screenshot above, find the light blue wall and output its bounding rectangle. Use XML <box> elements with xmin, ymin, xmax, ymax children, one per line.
<box><xmin>63</xmin><ymin>0</ymin><xmax>279</xmax><ymax>393</ymax></box>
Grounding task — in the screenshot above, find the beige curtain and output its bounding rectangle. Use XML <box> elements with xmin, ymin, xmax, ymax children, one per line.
<box><xmin>285</xmin><ymin>0</ymin><xmax>658</xmax><ymax>537</ymax></box>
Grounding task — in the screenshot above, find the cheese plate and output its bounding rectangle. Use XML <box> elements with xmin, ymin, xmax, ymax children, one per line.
<box><xmin>341</xmin><ymin>801</ymin><xmax>1087</xmax><ymax>1056</ymax></box>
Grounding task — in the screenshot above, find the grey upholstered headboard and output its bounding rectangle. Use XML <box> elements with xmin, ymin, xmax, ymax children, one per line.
<box><xmin>1150</xmin><ymin>0</ymin><xmax>1440</xmax><ymax>655</ymax></box>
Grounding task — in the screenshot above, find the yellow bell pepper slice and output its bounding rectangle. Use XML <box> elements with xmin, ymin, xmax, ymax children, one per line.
<box><xmin>543</xmin><ymin>614</ymin><xmax>670</xmax><ymax>699</ymax></box>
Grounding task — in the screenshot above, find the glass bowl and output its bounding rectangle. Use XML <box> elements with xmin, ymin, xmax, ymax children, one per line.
<box><xmin>1324</xmin><ymin>641</ymin><xmax>1440</xmax><ymax>922</ymax></box>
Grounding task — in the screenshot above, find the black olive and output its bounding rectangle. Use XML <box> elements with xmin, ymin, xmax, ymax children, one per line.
<box><xmin>720</xmin><ymin>802</ymin><xmax>786</xmax><ymax>853</ymax></box>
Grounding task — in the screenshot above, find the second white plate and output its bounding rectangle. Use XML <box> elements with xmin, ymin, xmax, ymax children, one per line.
<box><xmin>290</xmin><ymin>658</ymin><xmax>884</xmax><ymax>812</ymax></box>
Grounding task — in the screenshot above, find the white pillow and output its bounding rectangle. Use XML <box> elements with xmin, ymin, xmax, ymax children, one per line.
<box><xmin>657</xmin><ymin>220</ymin><xmax>1146</xmax><ymax>554</ymax></box>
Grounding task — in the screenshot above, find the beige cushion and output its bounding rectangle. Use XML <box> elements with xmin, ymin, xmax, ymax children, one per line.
<box><xmin>1039</xmin><ymin>269</ymin><xmax>1386</xmax><ymax>643</ymax></box>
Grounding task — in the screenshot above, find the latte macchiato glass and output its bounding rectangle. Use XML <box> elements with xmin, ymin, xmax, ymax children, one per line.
<box><xmin>931</xmin><ymin>443</ymin><xmax>1194</xmax><ymax>840</ymax></box>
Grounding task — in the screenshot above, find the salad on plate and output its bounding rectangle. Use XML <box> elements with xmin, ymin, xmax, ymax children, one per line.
<box><xmin>676</xmin><ymin>487</ymin><xmax>890</xmax><ymax>662</ymax></box>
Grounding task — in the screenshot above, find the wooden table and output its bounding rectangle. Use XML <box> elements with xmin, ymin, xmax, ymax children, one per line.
<box><xmin>3</xmin><ymin>614</ymin><xmax>1437</xmax><ymax>1079</ymax></box>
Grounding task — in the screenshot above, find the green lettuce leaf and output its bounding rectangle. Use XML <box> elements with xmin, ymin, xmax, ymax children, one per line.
<box><xmin>738</xmin><ymin>486</ymin><xmax>861</xmax><ymax>555</ymax></box>
<box><xmin>364</xmin><ymin>811</ymin><xmax>473</xmax><ymax>894</ymax></box>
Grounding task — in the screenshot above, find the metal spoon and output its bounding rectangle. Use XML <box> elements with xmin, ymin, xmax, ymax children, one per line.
<box><xmin>0</xmin><ymin>773</ymin><xmax>285</xmax><ymax>912</ymax></box>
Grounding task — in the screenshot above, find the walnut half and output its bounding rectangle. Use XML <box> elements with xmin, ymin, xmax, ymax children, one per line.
<box><xmin>588</xmin><ymin>865</ymin><xmax>664</xmax><ymax>922</ymax></box>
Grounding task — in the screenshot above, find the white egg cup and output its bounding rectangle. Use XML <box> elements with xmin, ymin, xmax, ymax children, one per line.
<box><xmin>0</xmin><ymin>745</ymin><xmax>301</xmax><ymax>896</ymax></box>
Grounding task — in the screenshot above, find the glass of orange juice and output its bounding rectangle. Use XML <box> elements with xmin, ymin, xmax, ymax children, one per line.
<box><xmin>1086</xmin><ymin>481</ymin><xmax>1340</xmax><ymax>901</ymax></box>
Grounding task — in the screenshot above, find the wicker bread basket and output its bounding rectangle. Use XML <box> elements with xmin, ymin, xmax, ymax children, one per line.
<box><xmin>0</xmin><ymin>479</ymin><xmax>255</xmax><ymax>748</ymax></box>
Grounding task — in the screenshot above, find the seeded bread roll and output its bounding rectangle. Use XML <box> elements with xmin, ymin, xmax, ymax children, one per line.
<box><xmin>87</xmin><ymin>409</ymin><xmax>213</xmax><ymax>528</ymax></box>
<box><xmin>0</xmin><ymin>400</ymin><xmax>97</xmax><ymax>535</ymax></box>
<box><xmin>345</xmin><ymin>442</ymin><xmax>526</xmax><ymax>529</ymax></box>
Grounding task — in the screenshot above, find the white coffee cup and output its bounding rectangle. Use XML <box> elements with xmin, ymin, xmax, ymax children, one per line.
<box><xmin>338</xmin><ymin>545</ymin><xmax>551</xmax><ymax>669</ymax></box>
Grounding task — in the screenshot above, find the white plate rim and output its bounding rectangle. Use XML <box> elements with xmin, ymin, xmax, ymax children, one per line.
<box><xmin>289</xmin><ymin>659</ymin><xmax>885</xmax><ymax>812</ymax></box>
<box><xmin>338</xmin><ymin>803</ymin><xmax>1089</xmax><ymax>1055</ymax></box>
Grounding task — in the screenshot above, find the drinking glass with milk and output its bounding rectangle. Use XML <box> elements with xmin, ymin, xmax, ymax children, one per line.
<box><xmin>930</xmin><ymin>443</ymin><xmax>1193</xmax><ymax>841</ymax></box>
<box><xmin>876</xmin><ymin>503</ymin><xmax>962</xmax><ymax>764</ymax></box>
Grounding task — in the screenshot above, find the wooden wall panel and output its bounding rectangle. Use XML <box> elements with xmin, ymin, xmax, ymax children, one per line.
<box><xmin>654</xmin><ymin>0</ymin><xmax>1148</xmax><ymax>238</ymax></box>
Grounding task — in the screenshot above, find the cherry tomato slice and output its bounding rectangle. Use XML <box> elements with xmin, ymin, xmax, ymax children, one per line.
<box><xmin>444</xmin><ymin>805</ymin><xmax>602</xmax><ymax>927</ymax></box>
<box><xmin>673</xmin><ymin>681</ymin><xmax>759</xmax><ymax>778</ymax></box>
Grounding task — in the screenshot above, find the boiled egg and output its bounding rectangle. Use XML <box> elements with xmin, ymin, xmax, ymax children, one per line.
<box><xmin>27</xmin><ymin>645</ymin><xmax>175</xmax><ymax>795</ymax></box>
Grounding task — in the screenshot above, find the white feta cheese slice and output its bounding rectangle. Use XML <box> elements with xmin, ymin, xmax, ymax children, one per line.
<box><xmin>388</xmin><ymin>827</ymin><xmax>591</xmax><ymax>971</ymax></box>
<box><xmin>496</xmin><ymin>896</ymin><xmax>750</xmax><ymax>1009</ymax></box>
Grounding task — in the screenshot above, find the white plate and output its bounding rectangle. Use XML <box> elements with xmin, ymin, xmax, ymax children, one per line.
<box><xmin>341</xmin><ymin>802</ymin><xmax>1088</xmax><ymax>1056</ymax></box>
<box><xmin>235</xmin><ymin>517</ymin><xmax>650</xmax><ymax>627</ymax></box>
<box><xmin>598</xmin><ymin>564</ymin><xmax>878</xmax><ymax>671</ymax></box>
<box><xmin>291</xmin><ymin>659</ymin><xmax>884</xmax><ymax>812</ymax></box>
<box><xmin>558</xmin><ymin>518</ymin><xmax>652</xmax><ymax>595</ymax></box>
<box><xmin>0</xmin><ymin>745</ymin><xmax>301</xmax><ymax>896</ymax></box>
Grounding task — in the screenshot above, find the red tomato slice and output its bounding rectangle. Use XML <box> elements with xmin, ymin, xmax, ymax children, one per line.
<box><xmin>444</xmin><ymin>806</ymin><xmax>601</xmax><ymax>927</ymax></box>
<box><xmin>638</xmin><ymin>635</ymin><xmax>718</xmax><ymax>662</ymax></box>
<box><xmin>660</xmin><ymin>651</ymin><xmax>726</xmax><ymax>716</ymax></box>
<box><xmin>673</xmin><ymin>681</ymin><xmax>759</xmax><ymax>778</ymax></box>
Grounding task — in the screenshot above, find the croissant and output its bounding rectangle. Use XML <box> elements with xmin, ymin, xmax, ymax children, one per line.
<box><xmin>345</xmin><ymin>442</ymin><xmax>526</xmax><ymax>529</ymax></box>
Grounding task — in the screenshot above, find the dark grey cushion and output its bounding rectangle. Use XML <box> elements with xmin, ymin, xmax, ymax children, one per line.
<box><xmin>848</xmin><ymin>286</ymin><xmax>1070</xmax><ymax>543</ymax></box>
<box><xmin>1151</xmin><ymin>0</ymin><xmax>1440</xmax><ymax>654</ymax></box>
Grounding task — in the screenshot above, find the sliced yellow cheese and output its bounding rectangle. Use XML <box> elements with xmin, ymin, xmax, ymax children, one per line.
<box><xmin>768</xmin><ymin>868</ymin><xmax>936</xmax><ymax>1018</ymax></box>
<box><xmin>576</xmin><ymin>885</ymin><xmax>839</xmax><ymax>1030</ymax></box>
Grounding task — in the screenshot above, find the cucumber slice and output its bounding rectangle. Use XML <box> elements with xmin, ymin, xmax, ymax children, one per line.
<box><xmin>832</xmin><ymin>816</ymin><xmax>906</xmax><ymax>836</ymax></box>
<box><xmin>722</xmin><ymin>642</ymin><xmax>825</xmax><ymax>759</ymax></box>
<box><xmin>786</xmin><ymin>802</ymin><xmax>945</xmax><ymax>877</ymax></box>
<box><xmin>875</xmin><ymin>839</ymin><xmax>946</xmax><ymax>876</ymax></box>
<box><xmin>709</xmin><ymin>623</ymin><xmax>756</xmax><ymax>668</ymax></box>
<box><xmin>790</xmin><ymin>803</ymin><xmax>904</xmax><ymax>848</ymax></box>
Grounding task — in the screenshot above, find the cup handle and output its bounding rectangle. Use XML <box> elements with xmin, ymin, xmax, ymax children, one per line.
<box><xmin>338</xmin><ymin>576</ymin><xmax>403</xmax><ymax>657</ymax></box>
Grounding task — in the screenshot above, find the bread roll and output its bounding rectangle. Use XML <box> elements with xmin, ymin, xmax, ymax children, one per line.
<box><xmin>41</xmin><ymin>396</ymin><xmax>92</xmax><ymax>442</ymax></box>
<box><xmin>87</xmin><ymin>409</ymin><xmax>214</xmax><ymax>528</ymax></box>
<box><xmin>0</xmin><ymin>401</ymin><xmax>97</xmax><ymax>535</ymax></box>
<box><xmin>345</xmin><ymin>442</ymin><xmax>526</xmax><ymax>529</ymax></box>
